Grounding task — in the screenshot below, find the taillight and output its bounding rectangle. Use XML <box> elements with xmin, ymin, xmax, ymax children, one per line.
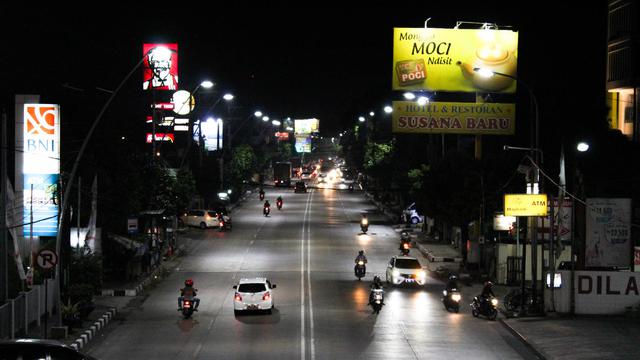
<box><xmin>234</xmin><ymin>293</ymin><xmax>242</xmax><ymax>302</ymax></box>
<box><xmin>220</xmin><ymin>221</ymin><xmax>224</xmax><ymax>226</ymax></box>
<box><xmin>403</xmin><ymin>243</ymin><xmax>410</xmax><ymax>249</ymax></box>
<box><xmin>262</xmin><ymin>292</ymin><xmax>271</xmax><ymax>301</ymax></box>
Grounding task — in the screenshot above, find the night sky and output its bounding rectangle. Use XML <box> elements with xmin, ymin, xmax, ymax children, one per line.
<box><xmin>3</xmin><ymin>2</ymin><xmax>608</xmax><ymax>141</ymax></box>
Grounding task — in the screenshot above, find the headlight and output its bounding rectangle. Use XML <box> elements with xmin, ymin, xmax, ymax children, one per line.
<box><xmin>358</xmin><ymin>261</ymin><xmax>364</xmax><ymax>266</ymax></box>
<box><xmin>362</xmin><ymin>219</ymin><xmax>368</xmax><ymax>225</ymax></box>
<box><xmin>417</xmin><ymin>271</ymin><xmax>426</xmax><ymax>279</ymax></box>
<box><xmin>392</xmin><ymin>269</ymin><xmax>400</xmax><ymax>278</ymax></box>
<box><xmin>452</xmin><ymin>294</ymin><xmax>462</xmax><ymax>302</ymax></box>
<box><xmin>491</xmin><ymin>298</ymin><xmax>499</xmax><ymax>306</ymax></box>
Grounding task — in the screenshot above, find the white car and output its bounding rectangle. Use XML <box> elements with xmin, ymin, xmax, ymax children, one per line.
<box><xmin>179</xmin><ymin>209</ymin><xmax>220</xmax><ymax>229</ymax></box>
<box><xmin>233</xmin><ymin>278</ymin><xmax>276</xmax><ymax>315</ymax></box>
<box><xmin>386</xmin><ymin>256</ymin><xmax>427</xmax><ymax>286</ymax></box>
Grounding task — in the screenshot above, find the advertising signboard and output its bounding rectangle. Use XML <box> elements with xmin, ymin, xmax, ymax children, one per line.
<box><xmin>23</xmin><ymin>104</ymin><xmax>60</xmax><ymax>237</ymax></box>
<box><xmin>201</xmin><ymin>118</ymin><xmax>223</xmax><ymax>151</ymax></box>
<box><xmin>294</xmin><ymin>119</ymin><xmax>320</xmax><ymax>135</ymax></box>
<box><xmin>537</xmin><ymin>197</ymin><xmax>572</xmax><ymax>241</ymax></box>
<box><xmin>295</xmin><ymin>135</ymin><xmax>311</xmax><ymax>153</ymax></box>
<box><xmin>143</xmin><ymin>43</ymin><xmax>179</xmax><ymax>90</ymax></box>
<box><xmin>585</xmin><ymin>198</ymin><xmax>631</xmax><ymax>268</ymax></box>
<box><xmin>391</xmin><ymin>101</ymin><xmax>515</xmax><ymax>135</ymax></box>
<box><xmin>393</xmin><ymin>28</ymin><xmax>518</xmax><ymax>93</ymax></box>
<box><xmin>504</xmin><ymin>194</ymin><xmax>548</xmax><ymax>217</ymax></box>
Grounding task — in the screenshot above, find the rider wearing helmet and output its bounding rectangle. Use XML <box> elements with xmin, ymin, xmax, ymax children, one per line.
<box><xmin>481</xmin><ymin>281</ymin><xmax>495</xmax><ymax>298</ymax></box>
<box><xmin>369</xmin><ymin>275</ymin><xmax>384</xmax><ymax>305</ymax></box>
<box><xmin>178</xmin><ymin>279</ymin><xmax>200</xmax><ymax>311</ymax></box>
<box><xmin>355</xmin><ymin>250</ymin><xmax>367</xmax><ymax>264</ymax></box>
<box><xmin>446</xmin><ymin>274</ymin><xmax>459</xmax><ymax>292</ymax></box>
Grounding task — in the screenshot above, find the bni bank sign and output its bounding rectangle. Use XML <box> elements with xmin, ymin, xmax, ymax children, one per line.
<box><xmin>23</xmin><ymin>104</ymin><xmax>60</xmax><ymax>237</ymax></box>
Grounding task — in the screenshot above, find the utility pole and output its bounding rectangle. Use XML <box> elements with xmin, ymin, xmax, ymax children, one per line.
<box><xmin>1</xmin><ymin>109</ymin><xmax>8</xmax><ymax>304</ymax></box>
<box><xmin>77</xmin><ymin>177</ymin><xmax>81</xmax><ymax>254</ymax></box>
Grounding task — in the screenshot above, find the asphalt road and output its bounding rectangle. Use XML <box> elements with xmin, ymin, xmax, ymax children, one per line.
<box><xmin>86</xmin><ymin>184</ymin><xmax>538</xmax><ymax>360</ymax></box>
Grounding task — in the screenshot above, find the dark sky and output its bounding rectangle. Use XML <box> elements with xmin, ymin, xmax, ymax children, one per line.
<box><xmin>3</xmin><ymin>2</ymin><xmax>608</xmax><ymax>139</ymax></box>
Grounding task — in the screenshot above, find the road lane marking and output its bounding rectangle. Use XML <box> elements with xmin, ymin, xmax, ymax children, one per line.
<box><xmin>307</xmin><ymin>189</ymin><xmax>316</xmax><ymax>360</ymax></box>
<box><xmin>301</xmin><ymin>188</ymin><xmax>317</xmax><ymax>360</ymax></box>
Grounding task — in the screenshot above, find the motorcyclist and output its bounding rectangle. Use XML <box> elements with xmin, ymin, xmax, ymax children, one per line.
<box><xmin>479</xmin><ymin>281</ymin><xmax>495</xmax><ymax>309</ymax></box>
<box><xmin>355</xmin><ymin>250</ymin><xmax>367</xmax><ymax>265</ymax></box>
<box><xmin>445</xmin><ymin>274</ymin><xmax>459</xmax><ymax>292</ymax></box>
<box><xmin>276</xmin><ymin>196</ymin><xmax>283</xmax><ymax>208</ymax></box>
<box><xmin>369</xmin><ymin>275</ymin><xmax>384</xmax><ymax>305</ymax></box>
<box><xmin>178</xmin><ymin>279</ymin><xmax>200</xmax><ymax>311</ymax></box>
<box><xmin>259</xmin><ymin>188</ymin><xmax>265</xmax><ymax>200</ymax></box>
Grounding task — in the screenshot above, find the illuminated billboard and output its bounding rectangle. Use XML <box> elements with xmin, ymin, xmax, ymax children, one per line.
<box><xmin>393</xmin><ymin>28</ymin><xmax>518</xmax><ymax>93</ymax></box>
<box><xmin>391</xmin><ymin>101</ymin><xmax>515</xmax><ymax>135</ymax></box>
<box><xmin>200</xmin><ymin>118</ymin><xmax>223</xmax><ymax>151</ymax></box>
<box><xmin>143</xmin><ymin>43</ymin><xmax>179</xmax><ymax>90</ymax></box>
<box><xmin>504</xmin><ymin>194</ymin><xmax>548</xmax><ymax>217</ymax></box>
<box><xmin>295</xmin><ymin>135</ymin><xmax>311</xmax><ymax>153</ymax></box>
<box><xmin>23</xmin><ymin>104</ymin><xmax>60</xmax><ymax>237</ymax></box>
<box><xmin>145</xmin><ymin>133</ymin><xmax>175</xmax><ymax>143</ymax></box>
<box><xmin>294</xmin><ymin>119</ymin><xmax>319</xmax><ymax>135</ymax></box>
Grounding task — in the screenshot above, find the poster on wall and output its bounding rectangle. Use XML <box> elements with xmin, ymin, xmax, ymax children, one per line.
<box><xmin>585</xmin><ymin>198</ymin><xmax>632</xmax><ymax>268</ymax></box>
<box><xmin>143</xmin><ymin>43</ymin><xmax>179</xmax><ymax>90</ymax></box>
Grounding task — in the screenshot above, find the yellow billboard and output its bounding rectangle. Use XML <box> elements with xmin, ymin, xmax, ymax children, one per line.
<box><xmin>392</xmin><ymin>101</ymin><xmax>515</xmax><ymax>135</ymax></box>
<box><xmin>393</xmin><ymin>28</ymin><xmax>518</xmax><ymax>93</ymax></box>
<box><xmin>504</xmin><ymin>194</ymin><xmax>548</xmax><ymax>217</ymax></box>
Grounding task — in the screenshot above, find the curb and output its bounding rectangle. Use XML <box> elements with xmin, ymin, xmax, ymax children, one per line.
<box><xmin>499</xmin><ymin>319</ymin><xmax>547</xmax><ymax>360</ymax></box>
<box><xmin>416</xmin><ymin>243</ymin><xmax>463</xmax><ymax>263</ymax></box>
<box><xmin>70</xmin><ymin>307</ymin><xmax>116</xmax><ymax>351</ymax></box>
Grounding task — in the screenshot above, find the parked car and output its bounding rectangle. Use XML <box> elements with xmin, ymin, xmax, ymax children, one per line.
<box><xmin>402</xmin><ymin>202</ymin><xmax>423</xmax><ymax>224</ymax></box>
<box><xmin>233</xmin><ymin>277</ymin><xmax>276</xmax><ymax>315</ymax></box>
<box><xmin>385</xmin><ymin>255</ymin><xmax>427</xmax><ymax>286</ymax></box>
<box><xmin>0</xmin><ymin>339</ymin><xmax>97</xmax><ymax>360</ymax></box>
<box><xmin>294</xmin><ymin>181</ymin><xmax>307</xmax><ymax>193</ymax></box>
<box><xmin>179</xmin><ymin>209</ymin><xmax>220</xmax><ymax>229</ymax></box>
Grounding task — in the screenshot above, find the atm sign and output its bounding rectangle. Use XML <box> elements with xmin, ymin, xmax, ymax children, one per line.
<box><xmin>504</xmin><ymin>194</ymin><xmax>548</xmax><ymax>216</ymax></box>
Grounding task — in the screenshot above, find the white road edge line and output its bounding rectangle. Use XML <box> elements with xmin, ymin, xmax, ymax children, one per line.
<box><xmin>301</xmin><ymin>190</ymin><xmax>309</xmax><ymax>359</ymax></box>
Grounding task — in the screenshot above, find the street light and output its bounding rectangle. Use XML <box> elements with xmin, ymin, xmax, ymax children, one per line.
<box><xmin>417</xmin><ymin>96</ymin><xmax>429</xmax><ymax>106</ymax></box>
<box><xmin>403</xmin><ymin>92</ymin><xmax>416</xmax><ymax>100</ymax></box>
<box><xmin>358</xmin><ymin>116</ymin><xmax>365</xmax><ymax>122</ymax></box>
<box><xmin>479</xmin><ymin>67</ymin><xmax>543</xmax><ymax>314</ymax></box>
<box><xmin>577</xmin><ymin>142</ymin><xmax>590</xmax><ymax>152</ymax></box>
<box><xmin>384</xmin><ymin>105</ymin><xmax>393</xmax><ymax>114</ymax></box>
<box><xmin>254</xmin><ymin>110</ymin><xmax>263</xmax><ymax>117</ymax></box>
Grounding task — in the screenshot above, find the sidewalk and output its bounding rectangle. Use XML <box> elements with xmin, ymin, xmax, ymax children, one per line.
<box><xmin>501</xmin><ymin>314</ymin><xmax>640</xmax><ymax>360</ymax></box>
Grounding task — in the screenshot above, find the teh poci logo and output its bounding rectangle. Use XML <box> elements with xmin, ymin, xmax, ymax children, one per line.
<box><xmin>25</xmin><ymin>105</ymin><xmax>57</xmax><ymax>135</ymax></box>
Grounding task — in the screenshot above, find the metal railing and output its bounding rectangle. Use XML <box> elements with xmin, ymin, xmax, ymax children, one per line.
<box><xmin>0</xmin><ymin>280</ymin><xmax>57</xmax><ymax>339</ymax></box>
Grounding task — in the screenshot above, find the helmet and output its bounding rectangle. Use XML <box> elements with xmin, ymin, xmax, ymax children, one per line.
<box><xmin>185</xmin><ymin>279</ymin><xmax>194</xmax><ymax>287</ymax></box>
<box><xmin>484</xmin><ymin>281</ymin><xmax>493</xmax><ymax>287</ymax></box>
<box><xmin>359</xmin><ymin>250</ymin><xmax>364</xmax><ymax>255</ymax></box>
<box><xmin>449</xmin><ymin>274</ymin><xmax>458</xmax><ymax>281</ymax></box>
<box><xmin>373</xmin><ymin>275</ymin><xmax>380</xmax><ymax>283</ymax></box>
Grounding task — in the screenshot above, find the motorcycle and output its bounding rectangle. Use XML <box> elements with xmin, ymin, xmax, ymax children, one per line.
<box><xmin>442</xmin><ymin>289</ymin><xmax>462</xmax><ymax>313</ymax></box>
<box><xmin>354</xmin><ymin>261</ymin><xmax>366</xmax><ymax>280</ymax></box>
<box><xmin>259</xmin><ymin>191</ymin><xmax>265</xmax><ymax>201</ymax></box>
<box><xmin>400</xmin><ymin>241</ymin><xmax>411</xmax><ymax>255</ymax></box>
<box><xmin>348</xmin><ymin>183</ymin><xmax>354</xmax><ymax>192</ymax></box>
<box><xmin>471</xmin><ymin>296</ymin><xmax>498</xmax><ymax>320</ymax></box>
<box><xmin>277</xmin><ymin>199</ymin><xmax>283</xmax><ymax>210</ymax></box>
<box><xmin>181</xmin><ymin>297</ymin><xmax>195</xmax><ymax>319</ymax></box>
<box><xmin>218</xmin><ymin>217</ymin><xmax>232</xmax><ymax>232</ymax></box>
<box><xmin>370</xmin><ymin>288</ymin><xmax>384</xmax><ymax>314</ymax></box>
<box><xmin>360</xmin><ymin>217</ymin><xmax>369</xmax><ymax>234</ymax></box>
<box><xmin>264</xmin><ymin>205</ymin><xmax>270</xmax><ymax>217</ymax></box>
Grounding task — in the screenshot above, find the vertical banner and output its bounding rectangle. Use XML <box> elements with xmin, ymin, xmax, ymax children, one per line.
<box><xmin>23</xmin><ymin>104</ymin><xmax>60</xmax><ymax>237</ymax></box>
<box><xmin>201</xmin><ymin>118</ymin><xmax>223</xmax><ymax>151</ymax></box>
<box><xmin>142</xmin><ymin>43</ymin><xmax>179</xmax><ymax>90</ymax></box>
<box><xmin>585</xmin><ymin>198</ymin><xmax>632</xmax><ymax>268</ymax></box>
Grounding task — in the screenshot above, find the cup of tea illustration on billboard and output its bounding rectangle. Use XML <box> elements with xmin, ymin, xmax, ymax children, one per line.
<box><xmin>458</xmin><ymin>30</ymin><xmax>518</xmax><ymax>92</ymax></box>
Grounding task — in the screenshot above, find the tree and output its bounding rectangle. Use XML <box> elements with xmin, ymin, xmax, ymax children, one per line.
<box><xmin>228</xmin><ymin>144</ymin><xmax>256</xmax><ymax>184</ymax></box>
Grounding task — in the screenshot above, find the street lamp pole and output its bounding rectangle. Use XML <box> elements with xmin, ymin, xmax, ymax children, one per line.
<box><xmin>477</xmin><ymin>68</ymin><xmax>542</xmax><ymax>313</ymax></box>
<box><xmin>54</xmin><ymin>51</ymin><xmax>151</xmax><ymax>326</ymax></box>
